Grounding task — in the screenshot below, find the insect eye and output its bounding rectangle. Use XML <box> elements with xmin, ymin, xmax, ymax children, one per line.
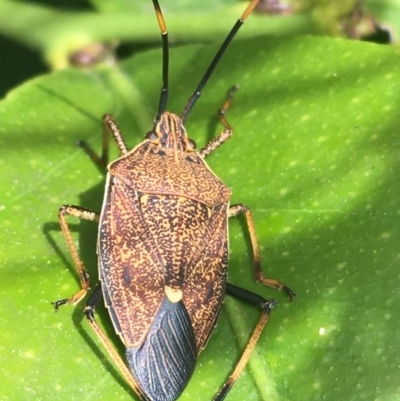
<box><xmin>145</xmin><ymin>131</ymin><xmax>159</xmax><ymax>142</ymax></box>
<box><xmin>187</xmin><ymin>138</ymin><xmax>197</xmax><ymax>151</ymax></box>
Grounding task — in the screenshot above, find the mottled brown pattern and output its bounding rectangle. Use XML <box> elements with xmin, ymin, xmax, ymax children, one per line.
<box><xmin>183</xmin><ymin>202</ymin><xmax>229</xmax><ymax>350</ymax></box>
<box><xmin>108</xmin><ymin>113</ymin><xmax>231</xmax><ymax>208</ymax></box>
<box><xmin>55</xmin><ymin>2</ymin><xmax>280</xmax><ymax>399</ymax></box>
<box><xmin>141</xmin><ymin>196</ymin><xmax>229</xmax><ymax>350</ymax></box>
<box><xmin>98</xmin><ymin>176</ymin><xmax>165</xmax><ymax>347</ymax></box>
<box><xmin>98</xmin><ymin>113</ymin><xmax>231</xmax><ymax>351</ymax></box>
<box><xmin>139</xmin><ymin>195</ymin><xmax>212</xmax><ymax>289</ymax></box>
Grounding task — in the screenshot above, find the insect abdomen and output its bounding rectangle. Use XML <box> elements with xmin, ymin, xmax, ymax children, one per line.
<box><xmin>126</xmin><ymin>296</ymin><xmax>197</xmax><ymax>401</ymax></box>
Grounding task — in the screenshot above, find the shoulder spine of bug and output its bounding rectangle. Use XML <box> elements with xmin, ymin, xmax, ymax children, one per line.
<box><xmin>53</xmin><ymin>1</ymin><xmax>296</xmax><ymax>401</ymax></box>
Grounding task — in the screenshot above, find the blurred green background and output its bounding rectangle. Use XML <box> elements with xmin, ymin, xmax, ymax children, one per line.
<box><xmin>1</xmin><ymin>1</ymin><xmax>400</xmax><ymax>401</ymax></box>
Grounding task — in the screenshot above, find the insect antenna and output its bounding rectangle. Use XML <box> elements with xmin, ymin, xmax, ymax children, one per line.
<box><xmin>152</xmin><ymin>0</ymin><xmax>169</xmax><ymax>122</ymax></box>
<box><xmin>182</xmin><ymin>0</ymin><xmax>260</xmax><ymax>123</ymax></box>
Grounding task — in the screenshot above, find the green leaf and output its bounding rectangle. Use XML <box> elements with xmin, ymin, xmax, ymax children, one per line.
<box><xmin>1</xmin><ymin>31</ymin><xmax>400</xmax><ymax>401</ymax></box>
<box><xmin>0</xmin><ymin>0</ymin><xmax>315</xmax><ymax>69</ymax></box>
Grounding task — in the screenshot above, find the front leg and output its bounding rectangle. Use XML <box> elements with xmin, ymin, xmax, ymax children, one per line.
<box><xmin>79</xmin><ymin>114</ymin><xmax>129</xmax><ymax>170</ymax></box>
<box><xmin>199</xmin><ymin>85</ymin><xmax>238</xmax><ymax>158</ymax></box>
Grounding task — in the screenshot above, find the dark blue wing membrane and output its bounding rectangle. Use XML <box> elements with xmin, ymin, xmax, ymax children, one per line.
<box><xmin>126</xmin><ymin>297</ymin><xmax>197</xmax><ymax>401</ymax></box>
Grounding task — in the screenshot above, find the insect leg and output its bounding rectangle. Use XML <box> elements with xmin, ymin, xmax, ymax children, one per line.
<box><xmin>52</xmin><ymin>205</ymin><xmax>99</xmax><ymax>310</ymax></box>
<box><xmin>213</xmin><ymin>283</ymin><xmax>276</xmax><ymax>401</ymax></box>
<box><xmin>228</xmin><ymin>204</ymin><xmax>297</xmax><ymax>300</ymax></box>
<box><xmin>83</xmin><ymin>284</ymin><xmax>151</xmax><ymax>401</ymax></box>
<box><xmin>199</xmin><ymin>85</ymin><xmax>239</xmax><ymax>158</ymax></box>
<box><xmin>79</xmin><ymin>114</ymin><xmax>129</xmax><ymax>169</ymax></box>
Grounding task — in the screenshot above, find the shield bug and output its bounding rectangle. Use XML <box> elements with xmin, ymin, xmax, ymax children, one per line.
<box><xmin>53</xmin><ymin>0</ymin><xmax>296</xmax><ymax>400</ymax></box>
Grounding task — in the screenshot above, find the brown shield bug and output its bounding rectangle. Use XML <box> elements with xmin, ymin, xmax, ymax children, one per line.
<box><xmin>53</xmin><ymin>0</ymin><xmax>296</xmax><ymax>400</ymax></box>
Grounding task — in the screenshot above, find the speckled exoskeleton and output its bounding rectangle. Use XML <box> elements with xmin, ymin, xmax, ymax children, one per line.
<box><xmin>53</xmin><ymin>1</ymin><xmax>295</xmax><ymax>400</ymax></box>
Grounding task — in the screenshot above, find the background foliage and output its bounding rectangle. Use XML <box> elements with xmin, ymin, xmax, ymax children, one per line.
<box><xmin>1</xmin><ymin>1</ymin><xmax>400</xmax><ymax>401</ymax></box>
